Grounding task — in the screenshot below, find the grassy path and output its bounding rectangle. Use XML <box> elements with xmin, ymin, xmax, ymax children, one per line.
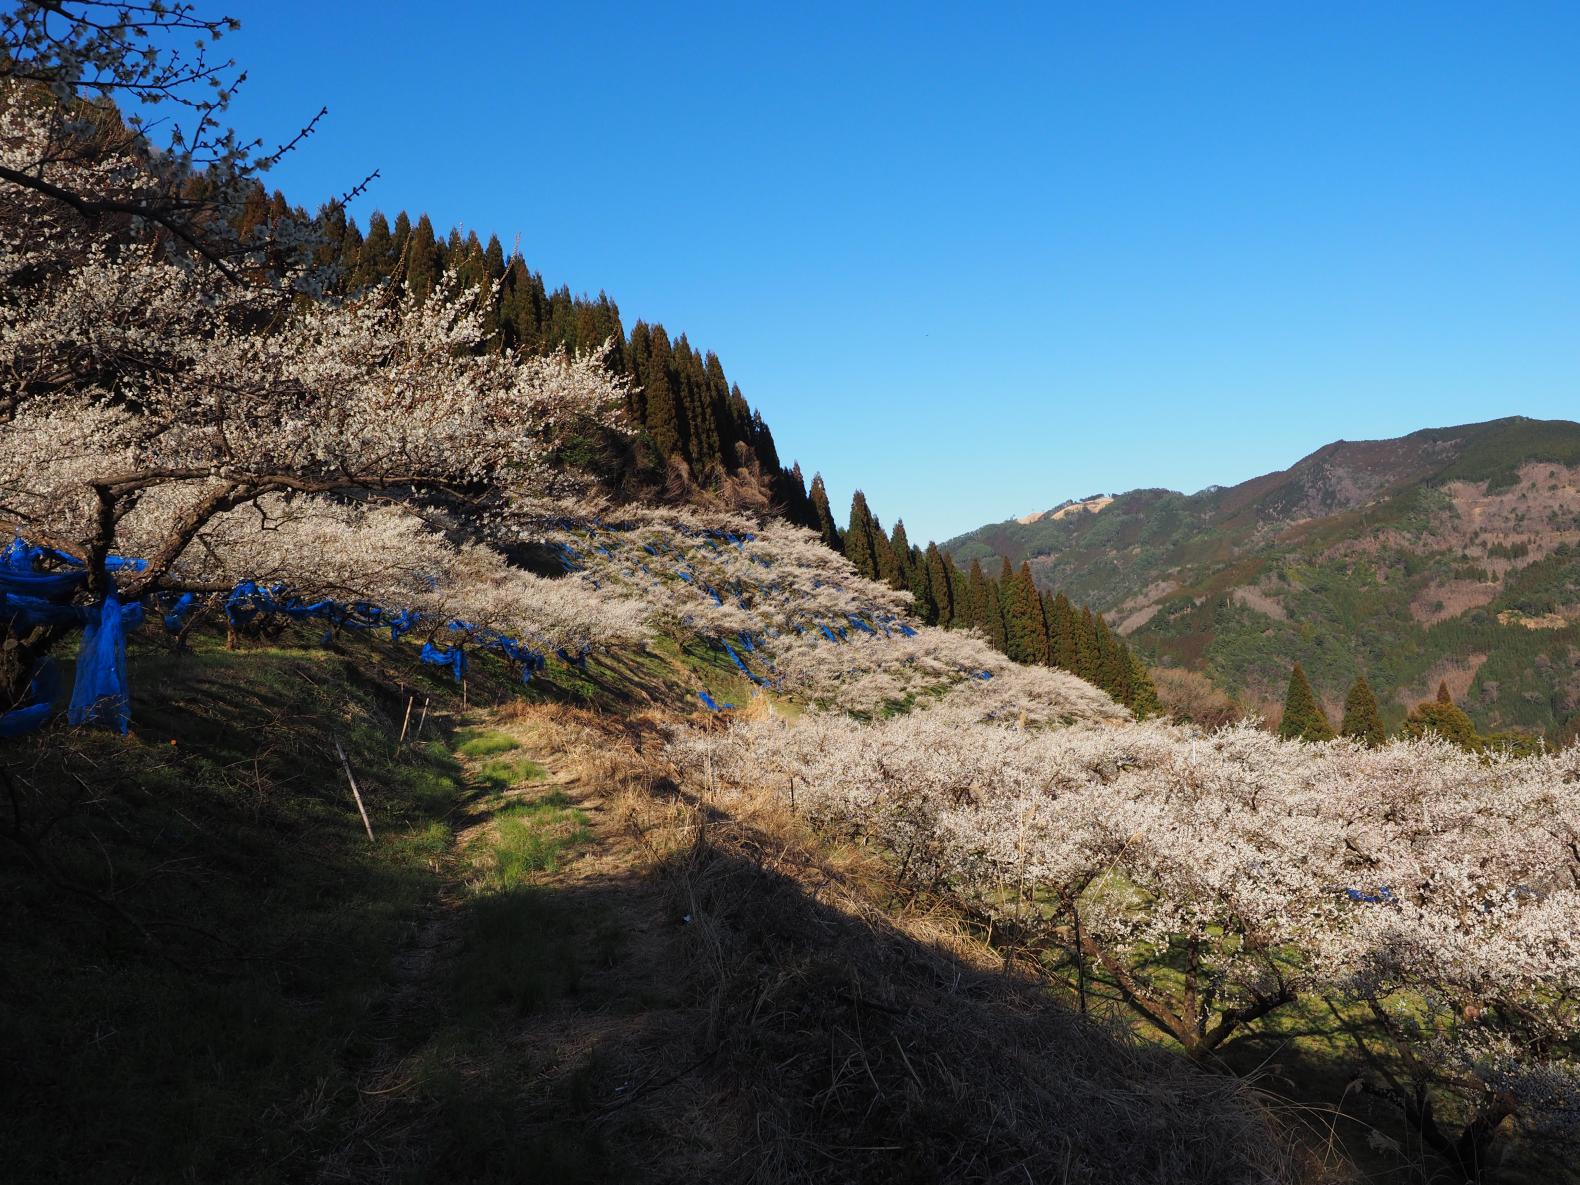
<box><xmin>316</xmin><ymin>704</ymin><xmax>703</xmax><ymax>1184</ymax></box>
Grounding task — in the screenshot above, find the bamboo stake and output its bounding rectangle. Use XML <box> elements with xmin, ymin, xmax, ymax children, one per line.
<box><xmin>395</xmin><ymin>695</ymin><xmax>414</xmax><ymax>756</ymax></box>
<box><xmin>334</xmin><ymin>739</ymin><xmax>374</xmax><ymax>842</ymax></box>
<box><xmin>414</xmin><ymin>697</ymin><xmax>430</xmax><ymax>742</ymax></box>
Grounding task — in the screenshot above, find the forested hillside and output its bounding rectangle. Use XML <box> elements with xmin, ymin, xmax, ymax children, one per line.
<box><xmin>947</xmin><ymin>418</ymin><xmax>1580</xmax><ymax>740</ymax></box>
<box><xmin>232</xmin><ymin>198</ymin><xmax>1160</xmax><ymax>714</ymax></box>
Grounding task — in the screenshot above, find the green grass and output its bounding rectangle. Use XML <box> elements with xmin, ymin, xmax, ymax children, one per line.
<box><xmin>401</xmin><ymin>779</ymin><xmax>615</xmax><ymax>1179</ymax></box>
<box><xmin>455</xmin><ymin>728</ymin><xmax>521</xmax><ymax>757</ymax></box>
<box><xmin>476</xmin><ymin>754</ymin><xmax>549</xmax><ymax>790</ymax></box>
<box><xmin>484</xmin><ymin>791</ymin><xmax>591</xmax><ymax>887</ymax></box>
<box><xmin>0</xmin><ymin>632</ymin><xmax>469</xmax><ymax>1183</ymax></box>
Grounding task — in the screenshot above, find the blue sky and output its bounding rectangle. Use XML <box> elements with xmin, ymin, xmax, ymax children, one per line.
<box><xmin>213</xmin><ymin>1</ymin><xmax>1579</xmax><ymax>542</ymax></box>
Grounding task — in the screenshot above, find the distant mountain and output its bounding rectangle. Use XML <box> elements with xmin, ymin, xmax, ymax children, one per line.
<box><xmin>944</xmin><ymin>418</ymin><xmax>1580</xmax><ymax>737</ymax></box>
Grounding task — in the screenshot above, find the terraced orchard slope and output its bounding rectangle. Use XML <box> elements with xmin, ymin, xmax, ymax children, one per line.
<box><xmin>945</xmin><ymin>417</ymin><xmax>1580</xmax><ymax>735</ymax></box>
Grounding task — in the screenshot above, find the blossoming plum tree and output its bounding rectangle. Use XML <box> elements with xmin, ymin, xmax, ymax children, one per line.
<box><xmin>0</xmin><ymin>66</ymin><xmax>629</xmax><ymax>704</ymax></box>
<box><xmin>671</xmin><ymin>714</ymin><xmax>1580</xmax><ymax>1180</ymax></box>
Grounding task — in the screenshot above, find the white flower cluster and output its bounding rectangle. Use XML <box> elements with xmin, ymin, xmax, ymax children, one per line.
<box><xmin>1</xmin><ymin>100</ymin><xmax>633</xmax><ymax>659</ymax></box>
<box><xmin>544</xmin><ymin>510</ymin><xmax>1124</xmax><ymax>721</ymax></box>
<box><xmin>672</xmin><ymin>713</ymin><xmax>1580</xmax><ymax>1155</ymax></box>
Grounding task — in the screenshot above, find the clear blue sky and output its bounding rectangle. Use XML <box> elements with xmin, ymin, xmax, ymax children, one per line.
<box><xmin>214</xmin><ymin>1</ymin><xmax>1579</xmax><ymax>542</ymax></box>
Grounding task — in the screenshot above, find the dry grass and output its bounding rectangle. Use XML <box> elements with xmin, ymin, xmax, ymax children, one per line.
<box><xmin>320</xmin><ymin>698</ymin><xmax>1313</xmax><ymax>1183</ymax></box>
<box><xmin>577</xmin><ymin>711</ymin><xmax>1310</xmax><ymax>1184</ymax></box>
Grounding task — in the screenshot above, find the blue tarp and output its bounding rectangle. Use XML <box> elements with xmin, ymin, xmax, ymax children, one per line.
<box><xmin>722</xmin><ymin>641</ymin><xmax>766</xmax><ymax>686</ymax></box>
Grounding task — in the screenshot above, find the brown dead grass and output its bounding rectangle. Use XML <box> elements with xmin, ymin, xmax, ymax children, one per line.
<box><xmin>1229</xmin><ymin>584</ymin><xmax>1291</xmax><ymax>622</ymax></box>
<box><xmin>342</xmin><ymin>700</ymin><xmax>1314</xmax><ymax>1183</ymax></box>
<box><xmin>1396</xmin><ymin>655</ymin><xmax>1488</xmax><ymax>710</ymax></box>
<box><xmin>1410</xmin><ymin>579</ymin><xmax>1501</xmax><ymax>625</ymax></box>
<box><xmin>1438</xmin><ymin>463</ymin><xmax>1580</xmax><ymax>566</ymax></box>
<box><xmin>610</xmin><ymin>718</ymin><xmax>1306</xmax><ymax>1183</ymax></box>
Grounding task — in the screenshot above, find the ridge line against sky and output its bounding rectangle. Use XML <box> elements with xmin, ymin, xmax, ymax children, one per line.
<box><xmin>215</xmin><ymin>0</ymin><xmax>1579</xmax><ymax>542</ymax></box>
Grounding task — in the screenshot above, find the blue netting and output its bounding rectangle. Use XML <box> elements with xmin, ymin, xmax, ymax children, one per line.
<box><xmin>0</xmin><ymin>658</ymin><xmax>61</xmax><ymax>738</ymax></box>
<box><xmin>66</xmin><ymin>593</ymin><xmax>144</xmax><ymax>733</ymax></box>
<box><xmin>386</xmin><ymin>610</ymin><xmax>421</xmax><ymax>642</ymax></box>
<box><xmin>2</xmin><ymin>540</ymin><xmax>145</xmax><ymax>735</ymax></box>
<box><xmin>419</xmin><ymin>640</ymin><xmax>467</xmax><ymax>682</ymax></box>
<box><xmin>1345</xmin><ymin>886</ymin><xmax>1396</xmax><ymax>904</ymax></box>
<box><xmin>554</xmin><ymin>646</ymin><xmax>589</xmax><ymax>670</ymax></box>
<box><xmin>161</xmin><ymin>592</ymin><xmax>198</xmax><ymax>633</ymax></box>
<box><xmin>722</xmin><ymin>641</ymin><xmax>767</xmax><ymax>686</ymax></box>
<box><xmin>698</xmin><ymin>690</ymin><xmax>733</xmax><ymax>711</ymax></box>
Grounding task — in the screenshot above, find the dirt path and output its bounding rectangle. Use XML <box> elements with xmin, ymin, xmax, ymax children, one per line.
<box><xmin>313</xmin><ymin>704</ymin><xmax>706</xmax><ymax>1184</ymax></box>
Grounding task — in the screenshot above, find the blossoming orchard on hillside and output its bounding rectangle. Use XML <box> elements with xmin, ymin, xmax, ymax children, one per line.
<box><xmin>673</xmin><ymin>714</ymin><xmax>1580</xmax><ymax>1179</ymax></box>
<box><xmin>2</xmin><ymin>7</ymin><xmax>1577</xmax><ymax>1184</ymax></box>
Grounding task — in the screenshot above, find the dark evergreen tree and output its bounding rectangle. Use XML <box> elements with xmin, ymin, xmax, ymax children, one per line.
<box><xmin>927</xmin><ymin>544</ymin><xmax>955</xmax><ymax>627</ymax></box>
<box><xmin>880</xmin><ymin>520</ymin><xmax>908</xmax><ymax>589</ymax></box>
<box><xmin>996</xmin><ymin>557</ymin><xmax>1015</xmax><ymax>641</ymax></box>
<box><xmin>843</xmin><ymin>491</ymin><xmax>881</xmax><ymax>580</ymax></box>
<box><xmin>1074</xmin><ymin>606</ymin><xmax>1099</xmax><ymax>682</ymax></box>
<box><xmin>980</xmin><ymin>572</ymin><xmax>1009</xmax><ymax>651</ymax></box>
<box><xmin>641</xmin><ymin>326</ymin><xmax>685</xmax><ymax>459</ymax></box>
<box><xmin>1048</xmin><ymin>591</ymin><xmax>1077</xmax><ymax>670</ymax></box>
<box><xmin>909</xmin><ymin>553</ymin><xmax>937</xmax><ymax>623</ymax></box>
<box><xmin>1004</xmin><ymin>562</ymin><xmax>1050</xmax><ymax>665</ymax></box>
<box><xmin>776</xmin><ymin>463</ymin><xmax>814</xmax><ymax>529</ymax></box>
<box><xmin>1405</xmin><ymin>699</ymin><xmax>1481</xmax><ymax>751</ymax></box>
<box><xmin>1095</xmin><ymin>614</ymin><xmax>1130</xmax><ymax>700</ymax></box>
<box><xmin>482</xmin><ymin>234</ymin><xmax>506</xmax><ymax>281</ymax></box>
<box><xmin>948</xmin><ymin>563</ymin><xmax>969</xmax><ymax>632</ymax></box>
<box><xmin>353</xmin><ymin>210</ymin><xmax>395</xmax><ymax>289</ymax></box>
<box><xmin>878</xmin><ymin>511</ymin><xmax>903</xmax><ymax>587</ymax></box>
<box><xmin>809</xmin><ymin>474</ymin><xmax>842</xmax><ymax>550</ymax></box>
<box><xmin>1126</xmin><ymin>650</ymin><xmax>1161</xmax><ymax>719</ymax></box>
<box><xmin>405</xmin><ymin>212</ymin><xmax>440</xmax><ymax>302</ymax></box>
<box><xmin>965</xmin><ymin>561</ymin><xmax>987</xmax><ymax>634</ymax></box>
<box><xmin>1279</xmin><ymin>664</ymin><xmax>1335</xmax><ymax>742</ymax></box>
<box><xmin>1341</xmin><ymin>676</ymin><xmax>1386</xmax><ymax>747</ymax></box>
<box><xmin>390</xmin><ymin>210</ymin><xmax>412</xmax><ymax>270</ymax></box>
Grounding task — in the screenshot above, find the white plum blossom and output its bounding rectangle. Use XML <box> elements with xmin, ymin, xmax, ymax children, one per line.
<box><xmin>670</xmin><ymin>712</ymin><xmax>1580</xmax><ymax>1175</ymax></box>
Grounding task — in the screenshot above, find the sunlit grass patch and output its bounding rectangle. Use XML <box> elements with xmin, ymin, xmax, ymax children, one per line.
<box><xmin>485</xmin><ymin>792</ymin><xmax>590</xmax><ymax>887</ymax></box>
<box><xmin>454</xmin><ymin>729</ymin><xmax>520</xmax><ymax>758</ymax></box>
<box><xmin>476</xmin><ymin>755</ymin><xmax>548</xmax><ymax>790</ymax></box>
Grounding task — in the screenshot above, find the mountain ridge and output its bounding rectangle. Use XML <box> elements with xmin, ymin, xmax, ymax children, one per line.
<box><xmin>944</xmin><ymin>416</ymin><xmax>1580</xmax><ymax>738</ymax></box>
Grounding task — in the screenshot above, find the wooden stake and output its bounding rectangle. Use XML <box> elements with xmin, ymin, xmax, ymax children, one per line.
<box><xmin>333</xmin><ymin>739</ymin><xmax>375</xmax><ymax>842</ymax></box>
<box><xmin>414</xmin><ymin>697</ymin><xmax>430</xmax><ymax>742</ymax></box>
<box><xmin>462</xmin><ymin>677</ymin><xmax>468</xmax><ymax>709</ymax></box>
<box><xmin>395</xmin><ymin>695</ymin><xmax>414</xmax><ymax>755</ymax></box>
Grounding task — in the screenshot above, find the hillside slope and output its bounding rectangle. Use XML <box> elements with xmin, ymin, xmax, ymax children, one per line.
<box><xmin>945</xmin><ymin>417</ymin><xmax>1580</xmax><ymax>734</ymax></box>
<box><xmin>0</xmin><ymin>626</ymin><xmax>1292</xmax><ymax>1185</ymax></box>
